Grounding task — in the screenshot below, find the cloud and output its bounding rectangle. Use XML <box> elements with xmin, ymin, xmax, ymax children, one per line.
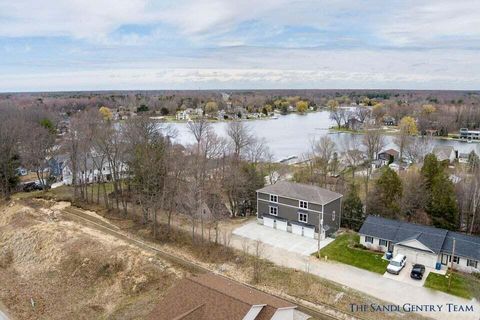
<box><xmin>378</xmin><ymin>0</ymin><xmax>480</xmax><ymax>47</ymax></box>
<box><xmin>0</xmin><ymin>0</ymin><xmax>158</xmax><ymax>39</ymax></box>
<box><xmin>2</xmin><ymin>47</ymin><xmax>479</xmax><ymax>92</ymax></box>
<box><xmin>0</xmin><ymin>0</ymin><xmax>479</xmax><ymax>91</ymax></box>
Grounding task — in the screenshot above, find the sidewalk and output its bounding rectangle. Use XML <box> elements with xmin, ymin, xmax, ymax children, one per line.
<box><xmin>230</xmin><ymin>230</ymin><xmax>480</xmax><ymax>320</ymax></box>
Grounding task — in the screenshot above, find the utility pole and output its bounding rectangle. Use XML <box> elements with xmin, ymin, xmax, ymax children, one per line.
<box><xmin>448</xmin><ymin>238</ymin><xmax>456</xmax><ymax>291</ymax></box>
<box><xmin>317</xmin><ymin>211</ymin><xmax>324</xmax><ymax>258</ymax></box>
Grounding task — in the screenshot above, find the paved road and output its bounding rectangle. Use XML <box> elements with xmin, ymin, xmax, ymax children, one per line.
<box><xmin>231</xmin><ymin>229</ymin><xmax>480</xmax><ymax>320</ymax></box>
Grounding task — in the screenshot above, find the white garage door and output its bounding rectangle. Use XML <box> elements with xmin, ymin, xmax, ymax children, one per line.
<box><xmin>292</xmin><ymin>224</ymin><xmax>303</xmax><ymax>236</ymax></box>
<box><xmin>394</xmin><ymin>246</ymin><xmax>437</xmax><ymax>268</ymax></box>
<box><xmin>303</xmin><ymin>227</ymin><xmax>315</xmax><ymax>239</ymax></box>
<box><xmin>264</xmin><ymin>217</ymin><xmax>274</xmax><ymax>228</ymax></box>
<box><xmin>276</xmin><ymin>220</ymin><xmax>288</xmax><ymax>231</ymax></box>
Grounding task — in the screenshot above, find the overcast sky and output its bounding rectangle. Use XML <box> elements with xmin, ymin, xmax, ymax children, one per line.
<box><xmin>1</xmin><ymin>0</ymin><xmax>479</xmax><ymax>92</ymax></box>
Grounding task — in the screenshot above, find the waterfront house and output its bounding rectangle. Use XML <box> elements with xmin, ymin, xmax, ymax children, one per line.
<box><xmin>432</xmin><ymin>146</ymin><xmax>456</xmax><ymax>163</ymax></box>
<box><xmin>378</xmin><ymin>149</ymin><xmax>399</xmax><ymax>166</ymax></box>
<box><xmin>256</xmin><ymin>181</ymin><xmax>342</xmax><ymax>240</ymax></box>
<box><xmin>459</xmin><ymin>128</ymin><xmax>480</xmax><ymax>141</ymax></box>
<box><xmin>359</xmin><ymin>215</ymin><xmax>480</xmax><ymax>273</ymax></box>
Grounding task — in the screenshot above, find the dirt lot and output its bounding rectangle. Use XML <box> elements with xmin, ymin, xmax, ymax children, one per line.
<box><xmin>0</xmin><ymin>199</ymin><xmax>183</xmax><ymax>320</ymax></box>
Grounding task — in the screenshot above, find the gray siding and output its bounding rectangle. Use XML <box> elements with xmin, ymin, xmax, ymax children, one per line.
<box><xmin>257</xmin><ymin>189</ymin><xmax>342</xmax><ymax>235</ymax></box>
<box><xmin>258</xmin><ymin>192</ymin><xmax>269</xmax><ymax>201</ymax></box>
<box><xmin>322</xmin><ymin>198</ymin><xmax>341</xmax><ymax>236</ymax></box>
<box><xmin>309</xmin><ymin>202</ymin><xmax>322</xmax><ymax>212</ymax></box>
<box><xmin>279</xmin><ymin>196</ymin><xmax>298</xmax><ymax>207</ymax></box>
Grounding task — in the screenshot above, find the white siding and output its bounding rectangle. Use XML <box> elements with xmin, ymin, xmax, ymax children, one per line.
<box><xmin>360</xmin><ymin>235</ymin><xmax>388</xmax><ymax>253</ymax></box>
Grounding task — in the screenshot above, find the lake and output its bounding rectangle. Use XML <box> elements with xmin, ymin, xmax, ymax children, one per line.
<box><xmin>169</xmin><ymin>111</ymin><xmax>480</xmax><ymax>161</ymax></box>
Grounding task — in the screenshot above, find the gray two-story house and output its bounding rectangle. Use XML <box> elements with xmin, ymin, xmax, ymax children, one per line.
<box><xmin>256</xmin><ymin>181</ymin><xmax>343</xmax><ymax>239</ymax></box>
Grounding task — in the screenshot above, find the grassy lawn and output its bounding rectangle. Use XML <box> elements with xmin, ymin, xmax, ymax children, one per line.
<box><xmin>318</xmin><ymin>233</ymin><xmax>389</xmax><ymax>274</ymax></box>
<box><xmin>424</xmin><ymin>272</ymin><xmax>480</xmax><ymax>300</ymax></box>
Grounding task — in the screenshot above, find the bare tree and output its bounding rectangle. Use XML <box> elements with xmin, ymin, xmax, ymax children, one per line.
<box><xmin>227</xmin><ymin>121</ymin><xmax>252</xmax><ymax>160</ymax></box>
<box><xmin>20</xmin><ymin>124</ymin><xmax>55</xmax><ymax>188</ymax></box>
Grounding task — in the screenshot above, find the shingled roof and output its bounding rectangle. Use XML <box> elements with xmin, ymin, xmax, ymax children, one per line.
<box><xmin>257</xmin><ymin>181</ymin><xmax>342</xmax><ymax>205</ymax></box>
<box><xmin>359</xmin><ymin>216</ymin><xmax>480</xmax><ymax>260</ymax></box>
<box><xmin>149</xmin><ymin>273</ymin><xmax>300</xmax><ymax>320</ymax></box>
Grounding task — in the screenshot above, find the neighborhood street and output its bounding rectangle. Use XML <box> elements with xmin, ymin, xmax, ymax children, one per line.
<box><xmin>230</xmin><ymin>222</ymin><xmax>480</xmax><ymax>320</ymax></box>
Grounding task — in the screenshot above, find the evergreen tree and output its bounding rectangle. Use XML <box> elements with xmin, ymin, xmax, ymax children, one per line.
<box><xmin>342</xmin><ymin>183</ymin><xmax>364</xmax><ymax>230</ymax></box>
<box><xmin>368</xmin><ymin>167</ymin><xmax>403</xmax><ymax>218</ymax></box>
<box><xmin>421</xmin><ymin>153</ymin><xmax>441</xmax><ymax>190</ymax></box>
<box><xmin>428</xmin><ymin>173</ymin><xmax>458</xmax><ymax>230</ymax></box>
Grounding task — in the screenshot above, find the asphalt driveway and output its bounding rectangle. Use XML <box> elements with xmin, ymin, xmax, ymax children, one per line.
<box><xmin>230</xmin><ymin>221</ymin><xmax>480</xmax><ymax>320</ymax></box>
<box><xmin>232</xmin><ymin>220</ymin><xmax>333</xmax><ymax>256</ymax></box>
<box><xmin>383</xmin><ymin>263</ymin><xmax>430</xmax><ymax>287</ymax></box>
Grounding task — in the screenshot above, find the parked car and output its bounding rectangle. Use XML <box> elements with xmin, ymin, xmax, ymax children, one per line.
<box><xmin>22</xmin><ymin>182</ymin><xmax>49</xmax><ymax>192</ymax></box>
<box><xmin>410</xmin><ymin>264</ymin><xmax>426</xmax><ymax>280</ymax></box>
<box><xmin>386</xmin><ymin>254</ymin><xmax>406</xmax><ymax>275</ymax></box>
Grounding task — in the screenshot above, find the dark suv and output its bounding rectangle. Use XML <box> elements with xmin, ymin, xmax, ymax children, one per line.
<box><xmin>410</xmin><ymin>264</ymin><xmax>426</xmax><ymax>280</ymax></box>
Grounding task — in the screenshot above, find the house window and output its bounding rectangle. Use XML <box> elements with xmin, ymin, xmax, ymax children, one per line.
<box><xmin>298</xmin><ymin>212</ymin><xmax>308</xmax><ymax>223</ymax></box>
<box><xmin>299</xmin><ymin>200</ymin><xmax>308</xmax><ymax>209</ymax></box>
<box><xmin>453</xmin><ymin>256</ymin><xmax>460</xmax><ymax>264</ymax></box>
<box><xmin>467</xmin><ymin>259</ymin><xmax>478</xmax><ymax>268</ymax></box>
<box><xmin>270</xmin><ymin>194</ymin><xmax>278</xmax><ymax>203</ymax></box>
<box><xmin>365</xmin><ymin>236</ymin><xmax>374</xmax><ymax>243</ymax></box>
<box><xmin>332</xmin><ymin>211</ymin><xmax>336</xmax><ymax>221</ymax></box>
<box><xmin>379</xmin><ymin>239</ymin><xmax>387</xmax><ymax>247</ymax></box>
<box><xmin>269</xmin><ymin>206</ymin><xmax>278</xmax><ymax>216</ymax></box>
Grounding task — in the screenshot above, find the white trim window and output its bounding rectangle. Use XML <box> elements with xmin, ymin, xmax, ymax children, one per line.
<box><xmin>299</xmin><ymin>200</ymin><xmax>308</xmax><ymax>209</ymax></box>
<box><xmin>467</xmin><ymin>259</ymin><xmax>478</xmax><ymax>268</ymax></box>
<box><xmin>270</xmin><ymin>194</ymin><xmax>278</xmax><ymax>203</ymax></box>
<box><xmin>269</xmin><ymin>206</ymin><xmax>278</xmax><ymax>216</ymax></box>
<box><xmin>332</xmin><ymin>210</ymin><xmax>336</xmax><ymax>221</ymax></box>
<box><xmin>379</xmin><ymin>239</ymin><xmax>387</xmax><ymax>247</ymax></box>
<box><xmin>453</xmin><ymin>256</ymin><xmax>460</xmax><ymax>264</ymax></box>
<box><xmin>365</xmin><ymin>236</ymin><xmax>374</xmax><ymax>243</ymax></box>
<box><xmin>298</xmin><ymin>212</ymin><xmax>308</xmax><ymax>223</ymax></box>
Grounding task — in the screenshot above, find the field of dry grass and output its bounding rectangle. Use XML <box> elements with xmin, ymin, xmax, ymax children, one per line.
<box><xmin>0</xmin><ymin>199</ymin><xmax>184</xmax><ymax>320</ymax></box>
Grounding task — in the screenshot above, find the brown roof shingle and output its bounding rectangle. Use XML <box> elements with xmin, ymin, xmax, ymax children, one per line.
<box><xmin>148</xmin><ymin>273</ymin><xmax>296</xmax><ymax>320</ymax></box>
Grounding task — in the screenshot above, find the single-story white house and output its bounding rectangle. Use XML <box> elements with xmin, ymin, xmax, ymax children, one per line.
<box><xmin>432</xmin><ymin>146</ymin><xmax>456</xmax><ymax>163</ymax></box>
<box><xmin>359</xmin><ymin>216</ymin><xmax>480</xmax><ymax>273</ymax></box>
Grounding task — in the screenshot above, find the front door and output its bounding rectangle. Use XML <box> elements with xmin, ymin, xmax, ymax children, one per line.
<box><xmin>388</xmin><ymin>241</ymin><xmax>394</xmax><ymax>252</ymax></box>
<box><xmin>441</xmin><ymin>254</ymin><xmax>450</xmax><ymax>265</ymax></box>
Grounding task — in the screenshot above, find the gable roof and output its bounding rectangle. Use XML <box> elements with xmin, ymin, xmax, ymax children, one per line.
<box><xmin>442</xmin><ymin>231</ymin><xmax>480</xmax><ymax>261</ymax></box>
<box><xmin>379</xmin><ymin>149</ymin><xmax>399</xmax><ymax>157</ymax></box>
<box><xmin>359</xmin><ymin>216</ymin><xmax>448</xmax><ymax>253</ymax></box>
<box><xmin>432</xmin><ymin>146</ymin><xmax>455</xmax><ymax>161</ymax></box>
<box><xmin>149</xmin><ymin>273</ymin><xmax>296</xmax><ymax>320</ymax></box>
<box><xmin>360</xmin><ymin>216</ymin><xmax>480</xmax><ymax>260</ymax></box>
<box><xmin>257</xmin><ymin>181</ymin><xmax>342</xmax><ymax>205</ymax></box>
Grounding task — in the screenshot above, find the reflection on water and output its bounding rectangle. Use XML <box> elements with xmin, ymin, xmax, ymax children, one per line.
<box><xmin>168</xmin><ymin>112</ymin><xmax>480</xmax><ymax>160</ymax></box>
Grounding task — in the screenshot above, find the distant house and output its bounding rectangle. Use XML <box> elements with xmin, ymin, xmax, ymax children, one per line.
<box><xmin>176</xmin><ymin>110</ymin><xmax>189</xmax><ymax>121</ymax></box>
<box><xmin>148</xmin><ymin>273</ymin><xmax>310</xmax><ymax>320</ymax></box>
<box><xmin>217</xmin><ymin>110</ymin><xmax>226</xmax><ymax>120</ymax></box>
<box><xmin>62</xmin><ymin>156</ymin><xmax>127</xmax><ymax>185</ymax></box>
<box><xmin>458</xmin><ymin>152</ymin><xmax>470</xmax><ymax>164</ymax></box>
<box><xmin>346</xmin><ymin>117</ymin><xmax>362</xmax><ymax>131</ymax></box>
<box><xmin>459</xmin><ymin>128</ymin><xmax>480</xmax><ymax>141</ymax></box>
<box><xmin>256</xmin><ymin>181</ymin><xmax>342</xmax><ymax>240</ymax></box>
<box><xmin>378</xmin><ymin>149</ymin><xmax>399</xmax><ymax>165</ymax></box>
<box><xmin>383</xmin><ymin>116</ymin><xmax>396</xmax><ymax>126</ymax></box>
<box><xmin>359</xmin><ymin>215</ymin><xmax>480</xmax><ymax>273</ymax></box>
<box><xmin>432</xmin><ymin>146</ymin><xmax>456</xmax><ymax>163</ymax></box>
